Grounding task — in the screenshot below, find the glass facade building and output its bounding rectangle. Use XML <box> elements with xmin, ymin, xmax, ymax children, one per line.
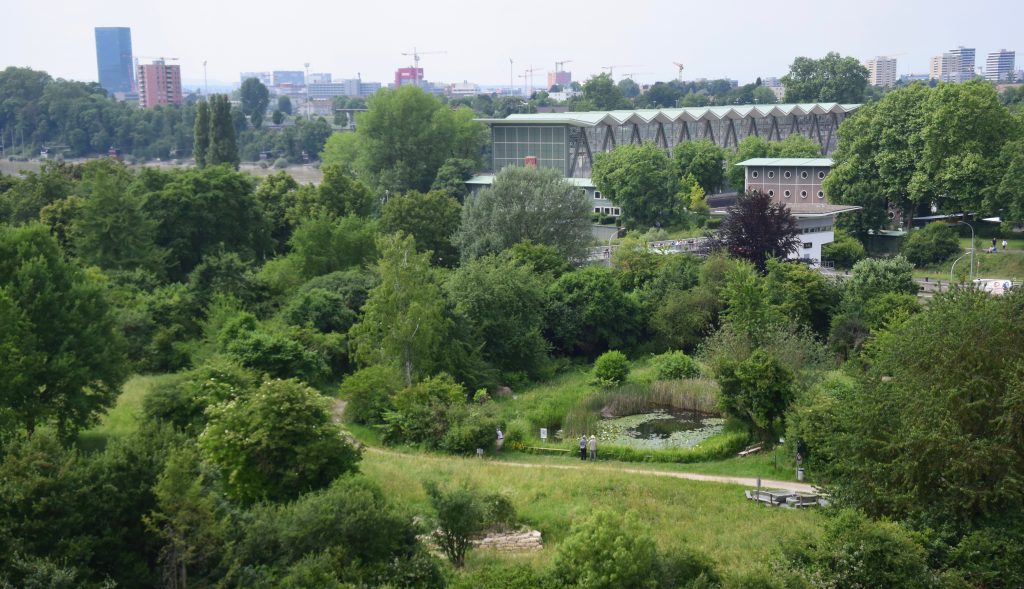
<box><xmin>491</xmin><ymin>125</ymin><xmax>568</xmax><ymax>175</ymax></box>
<box><xmin>94</xmin><ymin>27</ymin><xmax>134</xmax><ymax>95</ymax></box>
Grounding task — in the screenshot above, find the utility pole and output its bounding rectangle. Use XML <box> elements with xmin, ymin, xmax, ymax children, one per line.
<box><xmin>304</xmin><ymin>62</ymin><xmax>311</xmax><ymax>119</ymax></box>
<box><xmin>509</xmin><ymin>58</ymin><xmax>514</xmax><ymax>96</ymax></box>
<box><xmin>203</xmin><ymin>60</ymin><xmax>208</xmax><ymax>96</ymax></box>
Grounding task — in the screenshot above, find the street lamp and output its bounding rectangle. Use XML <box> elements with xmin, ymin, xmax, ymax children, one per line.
<box><xmin>947</xmin><ymin>219</ymin><xmax>975</xmax><ymax>282</ymax></box>
<box><xmin>950</xmin><ymin>251</ymin><xmax>970</xmax><ymax>287</ymax></box>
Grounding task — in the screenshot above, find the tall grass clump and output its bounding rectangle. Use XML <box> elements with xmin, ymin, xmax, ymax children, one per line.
<box><xmin>601</xmin><ymin>379</ymin><xmax>719</xmax><ymax>417</ymax></box>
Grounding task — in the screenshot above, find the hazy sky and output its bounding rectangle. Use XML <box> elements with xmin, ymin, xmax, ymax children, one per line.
<box><xmin>4</xmin><ymin>0</ymin><xmax>1021</xmax><ymax>88</ymax></box>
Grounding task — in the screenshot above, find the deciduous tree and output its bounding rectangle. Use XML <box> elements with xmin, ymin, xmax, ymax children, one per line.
<box><xmin>455</xmin><ymin>165</ymin><xmax>591</xmax><ymax>261</ymax></box>
<box><xmin>782</xmin><ymin>52</ymin><xmax>869</xmax><ymax>103</ymax></box>
<box><xmin>710</xmin><ymin>190</ymin><xmax>801</xmax><ymax>272</ymax></box>
<box><xmin>0</xmin><ymin>224</ymin><xmax>127</xmax><ymax>439</ymax></box>
<box><xmin>592</xmin><ymin>142</ymin><xmax>677</xmax><ymax>228</ymax></box>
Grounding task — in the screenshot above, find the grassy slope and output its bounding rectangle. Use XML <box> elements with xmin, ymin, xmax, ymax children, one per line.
<box><xmin>361</xmin><ymin>449</ymin><xmax>821</xmax><ymax>577</ymax></box>
<box><xmin>77</xmin><ymin>374</ymin><xmax>172</xmax><ymax>452</ymax></box>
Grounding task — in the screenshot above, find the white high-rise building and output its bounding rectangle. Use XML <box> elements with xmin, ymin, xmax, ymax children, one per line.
<box><xmin>865</xmin><ymin>56</ymin><xmax>898</xmax><ymax>87</ymax></box>
<box><xmin>985</xmin><ymin>50</ymin><xmax>1016</xmax><ymax>81</ymax></box>
<box><xmin>929</xmin><ymin>53</ymin><xmax>956</xmax><ymax>82</ymax></box>
<box><xmin>949</xmin><ymin>46</ymin><xmax>976</xmax><ymax>81</ymax></box>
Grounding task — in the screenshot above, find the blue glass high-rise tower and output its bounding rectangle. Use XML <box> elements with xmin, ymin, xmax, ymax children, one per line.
<box><xmin>94</xmin><ymin>27</ymin><xmax>135</xmax><ymax>95</ymax></box>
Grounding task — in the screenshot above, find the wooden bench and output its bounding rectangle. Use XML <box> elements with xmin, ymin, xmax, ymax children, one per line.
<box><xmin>526</xmin><ymin>447</ymin><xmax>572</xmax><ymax>455</ymax></box>
<box><xmin>737</xmin><ymin>444</ymin><xmax>763</xmax><ymax>458</ymax></box>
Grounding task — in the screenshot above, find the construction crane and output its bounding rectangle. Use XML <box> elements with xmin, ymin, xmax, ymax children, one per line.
<box><xmin>136</xmin><ymin>56</ymin><xmax>180</xmax><ymax>63</ymax></box>
<box><xmin>554</xmin><ymin>59</ymin><xmax>572</xmax><ymax>72</ymax></box>
<box><xmin>519</xmin><ymin>66</ymin><xmax>541</xmax><ymax>96</ymax></box>
<box><xmin>601</xmin><ymin>65</ymin><xmax>639</xmax><ymax>79</ymax></box>
<box><xmin>673</xmin><ymin>61</ymin><xmax>685</xmax><ymax>81</ymax></box>
<box><xmin>621</xmin><ymin>71</ymin><xmax>652</xmax><ymax>81</ymax></box>
<box><xmin>401</xmin><ymin>47</ymin><xmax>447</xmax><ymax>86</ymax></box>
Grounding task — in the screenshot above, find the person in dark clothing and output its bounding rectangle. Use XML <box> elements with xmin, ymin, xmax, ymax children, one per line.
<box><xmin>579</xmin><ymin>435</ymin><xmax>588</xmax><ymax>460</ymax></box>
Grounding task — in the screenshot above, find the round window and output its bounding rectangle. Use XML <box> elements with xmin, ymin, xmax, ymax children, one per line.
<box><xmin>751</xmin><ymin>171</ymin><xmax>759</xmax><ymax>178</ymax></box>
<box><xmin>768</xmin><ymin>190</ymin><xmax>775</xmax><ymax>197</ymax></box>
<box><xmin>784</xmin><ymin>190</ymin><xmax>791</xmax><ymax>198</ymax></box>
<box><xmin>767</xmin><ymin>171</ymin><xmax>775</xmax><ymax>179</ymax></box>
<box><xmin>800</xmin><ymin>171</ymin><xmax>808</xmax><ymax>179</ymax></box>
<box><xmin>784</xmin><ymin>171</ymin><xmax>791</xmax><ymax>179</ymax></box>
<box><xmin>818</xmin><ymin>171</ymin><xmax>825</xmax><ymax>179</ymax></box>
<box><xmin>801</xmin><ymin>190</ymin><xmax>807</xmax><ymax>199</ymax></box>
<box><xmin>817</xmin><ymin>191</ymin><xmax>825</xmax><ymax>199</ymax></box>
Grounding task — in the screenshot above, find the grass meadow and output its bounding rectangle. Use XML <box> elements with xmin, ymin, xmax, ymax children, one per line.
<box><xmin>360</xmin><ymin>448</ymin><xmax>822</xmax><ymax>577</ymax></box>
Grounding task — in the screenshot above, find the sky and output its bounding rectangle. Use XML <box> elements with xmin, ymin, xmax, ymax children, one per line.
<box><xmin>3</xmin><ymin>0</ymin><xmax>1022</xmax><ymax>89</ymax></box>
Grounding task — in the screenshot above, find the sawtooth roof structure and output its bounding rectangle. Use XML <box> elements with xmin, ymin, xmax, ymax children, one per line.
<box><xmin>477</xmin><ymin>103</ymin><xmax>859</xmax><ymax>127</ymax></box>
<box><xmin>480</xmin><ymin>103</ymin><xmax>860</xmax><ymax>178</ymax></box>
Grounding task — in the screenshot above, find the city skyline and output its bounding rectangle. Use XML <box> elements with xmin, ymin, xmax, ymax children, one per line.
<box><xmin>4</xmin><ymin>0</ymin><xmax>1022</xmax><ymax>88</ymax></box>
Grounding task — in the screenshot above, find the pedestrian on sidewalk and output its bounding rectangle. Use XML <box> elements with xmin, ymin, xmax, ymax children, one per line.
<box><xmin>579</xmin><ymin>435</ymin><xmax>588</xmax><ymax>461</ymax></box>
<box><xmin>1003</xmin><ymin>240</ymin><xmax>1008</xmax><ymax>251</ymax></box>
<box><xmin>588</xmin><ymin>435</ymin><xmax>597</xmax><ymax>461</ymax></box>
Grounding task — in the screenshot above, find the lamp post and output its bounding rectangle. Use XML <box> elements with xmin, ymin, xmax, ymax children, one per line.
<box><xmin>950</xmin><ymin>251</ymin><xmax>970</xmax><ymax>288</ymax></box>
<box><xmin>948</xmin><ymin>219</ymin><xmax>975</xmax><ymax>282</ymax></box>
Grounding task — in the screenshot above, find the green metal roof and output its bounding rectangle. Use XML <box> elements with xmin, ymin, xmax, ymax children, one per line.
<box><xmin>476</xmin><ymin>103</ymin><xmax>860</xmax><ymax>127</ymax></box>
<box><xmin>735</xmin><ymin>158</ymin><xmax>834</xmax><ymax>167</ymax></box>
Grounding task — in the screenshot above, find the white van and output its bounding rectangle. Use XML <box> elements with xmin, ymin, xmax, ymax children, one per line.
<box><xmin>973</xmin><ymin>278</ymin><xmax>1014</xmax><ymax>295</ymax></box>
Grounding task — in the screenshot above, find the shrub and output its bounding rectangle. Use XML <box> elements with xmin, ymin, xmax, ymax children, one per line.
<box><xmin>440</xmin><ymin>404</ymin><xmax>500</xmax><ymax>455</ymax></box>
<box><xmin>424</xmin><ymin>481</ymin><xmax>486</xmax><ymax>568</ymax></box>
<box><xmin>338</xmin><ymin>365</ymin><xmax>403</xmax><ymax>425</ymax></box>
<box><xmin>593</xmin><ymin>350</ymin><xmax>630</xmax><ymax>385</ymax></box>
<box><xmin>822</xmin><ymin>228</ymin><xmax>866</xmax><ymax>269</ymax></box>
<box><xmin>657</xmin><ymin>545</ymin><xmax>721</xmax><ymax>588</ymax></box>
<box><xmin>481</xmin><ymin>493</ymin><xmax>517</xmax><ymax>531</ymax></box>
<box><xmin>225</xmin><ymin>327</ymin><xmax>328</xmax><ymax>384</ymax></box>
<box><xmin>504</xmin><ymin>418</ymin><xmax>532</xmax><ymax>450</ymax></box>
<box><xmin>902</xmin><ymin>221</ymin><xmax>961</xmax><ymax>266</ymax></box>
<box><xmin>553</xmin><ymin>510</ymin><xmax>659</xmax><ymax>589</ymax></box>
<box><xmin>273</xmin><ymin>157</ymin><xmax>288</xmax><ymax>169</ymax></box>
<box><xmin>653</xmin><ymin>350</ymin><xmax>701</xmax><ymax>380</ymax></box>
<box><xmin>448</xmin><ymin>562</ymin><xmax>545</xmax><ymax>589</ymax></box>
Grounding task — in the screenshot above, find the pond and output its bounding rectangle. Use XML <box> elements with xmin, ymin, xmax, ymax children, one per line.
<box><xmin>597</xmin><ymin>409</ymin><xmax>725</xmax><ymax>450</ymax></box>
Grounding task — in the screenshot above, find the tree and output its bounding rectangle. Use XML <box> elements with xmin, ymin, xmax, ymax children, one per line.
<box><xmin>902</xmin><ymin>221</ymin><xmax>961</xmax><ymax>265</ymax></box>
<box><xmin>349</xmin><ymin>86</ymin><xmax>486</xmax><ymax>193</ymax></box>
<box><xmin>271</xmin><ymin>109</ymin><xmax>284</xmax><ymax>125</ymax></box>
<box><xmin>71</xmin><ymin>164</ymin><xmax>165</xmax><ymax>274</ymax></box>
<box><xmin>455</xmin><ymin>165</ymin><xmax>591</xmax><ymax>261</ymax></box>
<box><xmin>278</xmin><ymin>95</ymin><xmax>292</xmax><ymax>115</ymax></box>
<box><xmin>821</xmin><ymin>228</ymin><xmax>865</xmax><ymax>269</ymax></box>
<box><xmin>817</xmin><ymin>289</ymin><xmax>1024</xmax><ymax>543</ymax></box>
<box><xmin>0</xmin><ymin>224</ymin><xmax>128</xmax><ymax>439</ymax></box>
<box><xmin>381</xmin><ymin>190</ymin><xmax>462</xmax><ymax>267</ymax></box>
<box><xmin>349</xmin><ymin>233</ymin><xmax>449</xmax><ymax>386</ymax></box>
<box><xmin>296</xmin><ymin>163</ymin><xmax>374</xmax><ymax>219</ymax></box>
<box><xmin>842</xmin><ymin>255</ymin><xmax>917</xmax><ymax>306</ymax></box>
<box><xmin>715</xmin><ymin>348</ymin><xmax>795</xmax><ymax>440</ymax></box>
<box><xmin>240</xmin><ymin>78</ymin><xmax>270</xmax><ymax>126</ymax></box>
<box><xmin>431</xmin><ymin>157</ymin><xmax>477</xmax><ymax>201</ymax></box>
<box><xmin>591</xmin><ymin>142</ymin><xmax>677</xmax><ymax>228</ymax></box>
<box><xmin>582</xmin><ymin>73</ymin><xmax>627</xmax><ymax>110</ymax></box>
<box><xmin>445</xmin><ymin>255</ymin><xmax>550</xmax><ymax>378</ymax></box>
<box><xmin>193</xmin><ymin>99</ymin><xmax>210</xmax><ymax>167</ymax></box>
<box><xmin>909</xmin><ymin>80</ymin><xmax>1018</xmax><ymax>214</ymax></box>
<box><xmin>991</xmin><ymin>139</ymin><xmax>1024</xmax><ymax>225</ymax></box>
<box><xmin>424</xmin><ymin>481</ymin><xmax>486</xmax><ymax>568</ymax></box>
<box><xmin>782</xmin><ymin>52</ymin><xmax>869</xmax><ymax>103</ymax></box>
<box><xmin>711</xmin><ymin>190</ymin><xmax>801</xmax><ymax>272</ymax></box>
<box><xmin>287</xmin><ymin>215</ymin><xmax>378</xmax><ymax>279</ymax></box>
<box><xmin>207</xmin><ymin>94</ymin><xmax>239</xmax><ymax>168</ymax></box>
<box><xmin>198</xmin><ymin>378</ymin><xmax>360</xmax><ymax>505</ymax></box>
<box><xmin>545</xmin><ymin>265</ymin><xmax>643</xmax><ymax>357</ymax></box>
<box><xmin>671</xmin><ymin>139</ymin><xmax>726</xmax><ymax>195</ymax></box>
<box><xmin>617</xmin><ymin>78</ymin><xmax>641</xmax><ymax>99</ymax></box>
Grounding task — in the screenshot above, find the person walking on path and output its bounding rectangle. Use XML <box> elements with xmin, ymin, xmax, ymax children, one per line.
<box><xmin>496</xmin><ymin>428</ymin><xmax>504</xmax><ymax>451</ymax></box>
<box><xmin>1003</xmin><ymin>240</ymin><xmax>1008</xmax><ymax>251</ymax></box>
<box><xmin>579</xmin><ymin>435</ymin><xmax>588</xmax><ymax>461</ymax></box>
<box><xmin>588</xmin><ymin>435</ymin><xmax>597</xmax><ymax>461</ymax></box>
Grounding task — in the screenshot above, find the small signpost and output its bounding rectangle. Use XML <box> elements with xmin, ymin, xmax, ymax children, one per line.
<box><xmin>539</xmin><ymin>428</ymin><xmax>548</xmax><ymax>441</ymax></box>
